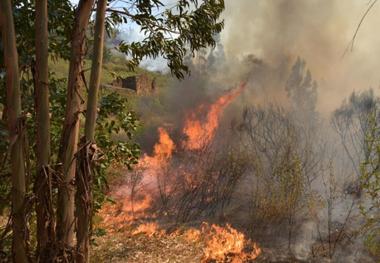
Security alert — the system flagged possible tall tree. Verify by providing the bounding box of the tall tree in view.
[34,0,55,261]
[0,0,28,262]
[332,89,378,178]
[285,57,318,124]
[76,0,107,262]
[56,0,95,252]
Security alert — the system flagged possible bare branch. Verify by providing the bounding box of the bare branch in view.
[343,0,378,57]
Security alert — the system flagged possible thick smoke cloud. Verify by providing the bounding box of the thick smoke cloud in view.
[220,0,380,113]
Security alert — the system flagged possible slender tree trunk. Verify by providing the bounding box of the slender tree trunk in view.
[0,2,7,166]
[34,0,55,261]
[56,0,94,254]
[76,0,107,261]
[0,1,28,262]
[84,0,106,142]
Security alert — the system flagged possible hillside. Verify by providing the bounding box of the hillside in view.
[49,55,169,92]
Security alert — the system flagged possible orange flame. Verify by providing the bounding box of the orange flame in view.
[100,195,153,231]
[99,83,260,257]
[183,228,202,242]
[139,127,175,169]
[99,128,176,230]
[136,127,175,189]
[104,220,261,260]
[182,83,246,150]
[120,195,152,217]
[152,127,175,161]
[201,223,261,262]
[132,222,161,237]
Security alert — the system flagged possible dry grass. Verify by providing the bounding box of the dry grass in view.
[91,226,203,263]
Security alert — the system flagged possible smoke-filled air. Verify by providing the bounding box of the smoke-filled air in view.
[1,0,380,262]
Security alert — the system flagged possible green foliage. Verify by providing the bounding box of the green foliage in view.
[49,75,70,158]
[360,110,380,257]
[252,153,305,224]
[47,77,140,212]
[114,0,225,78]
[93,90,140,211]
[48,55,169,90]
[364,228,380,258]
[0,72,140,222]
[12,0,74,67]
[240,106,310,227]
[276,155,304,212]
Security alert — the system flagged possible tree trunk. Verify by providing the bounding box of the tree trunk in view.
[34,0,55,261]
[0,1,28,262]
[76,0,107,261]
[56,0,94,254]
[84,0,106,142]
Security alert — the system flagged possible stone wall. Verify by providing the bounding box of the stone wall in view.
[111,74,157,95]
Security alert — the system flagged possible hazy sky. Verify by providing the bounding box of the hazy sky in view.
[70,0,380,112]
[221,0,380,112]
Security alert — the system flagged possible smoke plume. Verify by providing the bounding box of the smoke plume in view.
[220,0,380,113]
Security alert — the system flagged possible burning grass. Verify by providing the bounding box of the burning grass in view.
[201,223,261,263]
[94,83,263,262]
[94,216,261,262]
[132,222,162,237]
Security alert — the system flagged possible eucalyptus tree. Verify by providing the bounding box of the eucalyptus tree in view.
[56,0,95,253]
[0,0,28,261]
[76,0,107,261]
[0,1,74,261]
[0,0,225,262]
[35,0,55,261]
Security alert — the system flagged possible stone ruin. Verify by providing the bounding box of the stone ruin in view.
[111,74,158,95]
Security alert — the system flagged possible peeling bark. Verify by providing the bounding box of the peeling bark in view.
[56,0,95,256]
[0,1,28,262]
[34,0,55,261]
[76,0,107,262]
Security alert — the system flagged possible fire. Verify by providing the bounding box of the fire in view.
[201,223,261,263]
[129,222,261,262]
[151,127,175,161]
[136,127,175,191]
[99,195,153,231]
[139,127,175,169]
[97,83,262,261]
[100,128,175,230]
[182,83,246,150]
[132,222,161,237]
[183,228,201,242]
[120,194,152,221]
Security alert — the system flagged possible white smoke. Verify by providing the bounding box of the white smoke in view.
[220,0,380,113]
